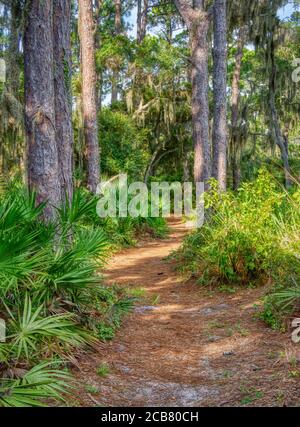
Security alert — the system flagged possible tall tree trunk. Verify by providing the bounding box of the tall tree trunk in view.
[269,36,292,189]
[24,0,61,221]
[212,0,227,191]
[114,0,122,32]
[174,0,211,187]
[191,18,211,186]
[111,0,122,103]
[95,0,103,110]
[230,25,246,190]
[137,0,142,43]
[53,0,74,203]
[78,0,100,193]
[137,0,148,43]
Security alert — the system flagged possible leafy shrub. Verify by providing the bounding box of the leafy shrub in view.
[97,323,115,341]
[99,108,149,180]
[97,294,136,340]
[178,171,282,285]
[258,294,287,331]
[177,170,300,327]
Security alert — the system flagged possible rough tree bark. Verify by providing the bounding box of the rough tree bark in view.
[137,0,148,43]
[230,25,247,190]
[212,0,227,191]
[114,0,122,34]
[173,0,212,187]
[111,0,122,103]
[191,19,211,186]
[78,0,100,193]
[137,0,142,42]
[94,0,103,110]
[53,0,74,203]
[24,0,61,221]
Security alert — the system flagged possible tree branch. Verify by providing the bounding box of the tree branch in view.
[173,0,195,27]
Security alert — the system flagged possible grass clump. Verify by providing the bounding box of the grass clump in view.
[96,363,110,377]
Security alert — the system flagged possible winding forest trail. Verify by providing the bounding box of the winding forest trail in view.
[74,218,300,407]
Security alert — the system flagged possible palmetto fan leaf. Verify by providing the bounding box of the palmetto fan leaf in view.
[272,283,300,311]
[57,189,97,228]
[72,228,108,264]
[35,228,108,300]
[0,362,73,407]
[0,189,45,230]
[0,231,47,278]
[7,295,96,359]
[0,189,52,290]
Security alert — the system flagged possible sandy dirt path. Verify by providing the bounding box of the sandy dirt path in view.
[74,218,300,407]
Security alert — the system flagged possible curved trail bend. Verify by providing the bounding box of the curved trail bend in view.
[74,218,299,407]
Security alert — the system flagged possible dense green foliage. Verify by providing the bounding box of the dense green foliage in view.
[99,108,149,180]
[0,183,167,406]
[175,170,300,328]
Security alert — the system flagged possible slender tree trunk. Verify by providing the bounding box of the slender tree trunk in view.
[137,0,147,43]
[53,0,74,203]
[144,145,161,184]
[4,1,23,179]
[6,0,21,96]
[78,0,100,193]
[141,0,148,42]
[230,26,246,190]
[111,72,118,103]
[191,18,211,186]
[24,0,61,221]
[111,0,122,103]
[183,149,190,182]
[269,37,292,189]
[114,0,122,32]
[95,0,103,111]
[212,0,227,191]
[269,92,292,188]
[137,0,142,43]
